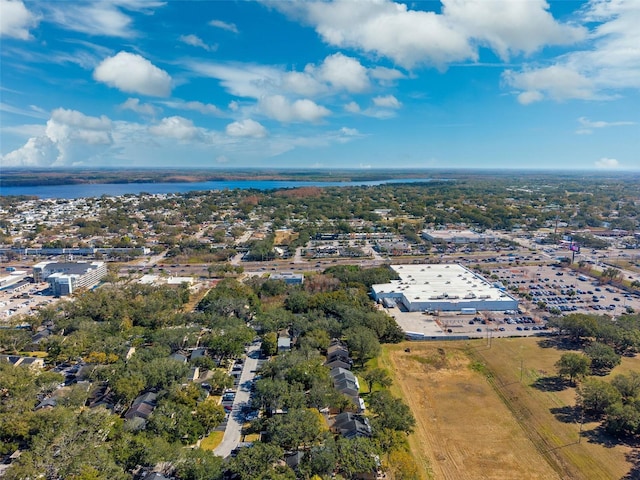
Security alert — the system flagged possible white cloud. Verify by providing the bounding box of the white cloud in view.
[43,0,165,38]
[94,51,172,97]
[503,0,640,103]
[282,71,326,97]
[148,116,201,141]
[0,0,38,40]
[187,61,280,98]
[595,157,620,169]
[2,136,57,167]
[275,0,584,69]
[277,0,474,68]
[339,127,359,136]
[179,34,217,52]
[209,19,238,33]
[370,66,405,84]
[578,116,635,129]
[259,95,330,123]
[344,101,361,113]
[119,98,160,117]
[162,100,223,116]
[0,102,49,119]
[517,91,544,105]
[225,119,267,138]
[441,0,585,60]
[373,95,401,109]
[316,53,370,92]
[2,108,113,167]
[503,65,596,104]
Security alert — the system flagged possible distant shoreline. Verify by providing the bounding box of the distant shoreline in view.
[1,168,635,188]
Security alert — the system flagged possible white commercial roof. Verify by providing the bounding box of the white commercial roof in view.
[373,264,511,303]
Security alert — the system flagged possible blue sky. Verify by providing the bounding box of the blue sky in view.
[1,0,638,171]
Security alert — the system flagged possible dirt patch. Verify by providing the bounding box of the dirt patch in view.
[382,338,640,480]
[385,342,560,480]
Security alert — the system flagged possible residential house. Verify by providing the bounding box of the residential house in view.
[331,412,372,439]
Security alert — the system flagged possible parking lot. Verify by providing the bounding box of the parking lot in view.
[387,263,640,340]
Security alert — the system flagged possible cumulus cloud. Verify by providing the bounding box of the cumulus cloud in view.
[370,66,405,84]
[225,119,267,138]
[503,0,640,103]
[2,136,57,167]
[2,108,113,167]
[441,0,585,60]
[0,0,38,40]
[344,101,361,113]
[373,95,401,109]
[162,100,223,116]
[148,116,201,141]
[282,71,326,97]
[595,157,620,169]
[503,65,595,104]
[275,0,582,68]
[119,98,160,117]
[179,34,217,52]
[94,51,172,97]
[259,95,330,123]
[516,90,544,105]
[209,19,238,33]
[340,127,359,136]
[316,53,370,92]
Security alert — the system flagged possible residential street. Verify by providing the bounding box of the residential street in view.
[213,342,261,458]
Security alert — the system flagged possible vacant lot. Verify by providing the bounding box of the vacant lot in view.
[381,338,640,480]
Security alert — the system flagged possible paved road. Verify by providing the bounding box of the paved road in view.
[214,343,261,458]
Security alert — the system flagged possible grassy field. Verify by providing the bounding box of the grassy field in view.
[380,337,640,480]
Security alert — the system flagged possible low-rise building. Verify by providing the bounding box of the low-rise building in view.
[33,261,107,296]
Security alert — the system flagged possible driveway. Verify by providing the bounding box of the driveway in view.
[214,342,261,458]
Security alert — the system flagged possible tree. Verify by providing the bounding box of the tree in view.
[335,437,380,479]
[578,378,622,417]
[601,267,621,284]
[555,353,591,385]
[584,342,621,373]
[604,403,640,437]
[227,443,284,480]
[206,369,234,394]
[264,408,323,450]
[345,326,381,367]
[262,332,278,356]
[611,372,640,402]
[195,398,226,432]
[112,373,146,404]
[174,448,223,480]
[368,390,415,434]
[363,368,392,393]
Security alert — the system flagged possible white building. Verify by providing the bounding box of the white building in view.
[421,229,496,244]
[371,264,517,312]
[33,261,107,296]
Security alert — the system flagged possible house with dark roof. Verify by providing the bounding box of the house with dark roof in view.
[0,354,44,369]
[124,391,158,425]
[331,412,372,439]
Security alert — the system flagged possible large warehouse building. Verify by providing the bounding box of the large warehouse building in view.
[33,261,107,296]
[421,229,497,244]
[372,264,518,312]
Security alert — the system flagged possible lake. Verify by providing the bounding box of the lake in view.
[0,178,436,199]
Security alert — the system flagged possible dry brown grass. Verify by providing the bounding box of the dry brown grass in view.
[381,338,640,480]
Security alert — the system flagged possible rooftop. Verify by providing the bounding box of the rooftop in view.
[372,264,513,304]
